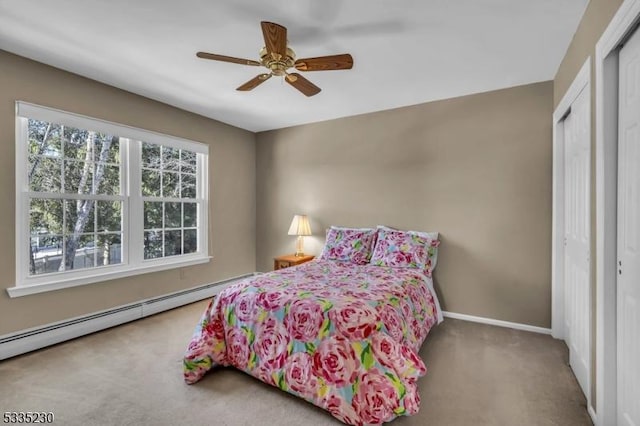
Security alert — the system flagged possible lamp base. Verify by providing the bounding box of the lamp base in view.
[294,236,305,257]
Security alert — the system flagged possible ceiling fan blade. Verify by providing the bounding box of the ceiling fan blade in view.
[196,52,260,66]
[294,54,353,71]
[236,73,272,91]
[285,73,321,97]
[261,21,287,58]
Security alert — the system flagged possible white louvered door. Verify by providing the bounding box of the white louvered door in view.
[617,27,640,426]
[563,84,591,399]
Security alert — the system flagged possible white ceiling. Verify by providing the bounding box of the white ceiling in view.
[0,0,588,132]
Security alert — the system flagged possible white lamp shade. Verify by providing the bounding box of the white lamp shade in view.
[288,215,312,236]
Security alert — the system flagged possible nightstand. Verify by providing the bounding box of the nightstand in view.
[274,254,315,270]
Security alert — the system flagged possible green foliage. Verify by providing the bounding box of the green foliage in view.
[141,142,199,259]
[27,119,199,275]
[28,119,122,274]
[140,142,196,199]
[144,230,163,259]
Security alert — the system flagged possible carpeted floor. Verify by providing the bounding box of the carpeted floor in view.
[0,300,592,426]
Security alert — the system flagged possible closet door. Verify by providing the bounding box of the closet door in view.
[617,26,640,426]
[563,84,591,398]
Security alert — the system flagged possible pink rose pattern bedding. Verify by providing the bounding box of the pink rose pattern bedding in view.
[370,229,430,270]
[183,260,439,425]
[371,229,441,278]
[319,228,378,265]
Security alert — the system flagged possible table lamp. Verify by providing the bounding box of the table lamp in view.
[288,214,312,257]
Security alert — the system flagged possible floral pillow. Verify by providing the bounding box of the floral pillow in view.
[424,240,440,276]
[377,225,441,276]
[319,226,377,265]
[370,229,430,269]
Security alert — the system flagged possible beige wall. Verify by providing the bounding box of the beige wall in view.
[0,50,256,335]
[1,0,615,350]
[256,81,553,328]
[553,0,624,410]
[554,0,623,107]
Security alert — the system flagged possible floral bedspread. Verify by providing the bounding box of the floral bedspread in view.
[183,260,439,425]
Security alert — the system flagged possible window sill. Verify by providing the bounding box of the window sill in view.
[6,256,212,298]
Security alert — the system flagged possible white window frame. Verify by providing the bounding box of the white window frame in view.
[8,102,210,298]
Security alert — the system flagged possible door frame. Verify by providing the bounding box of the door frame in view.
[551,57,591,410]
[595,1,640,425]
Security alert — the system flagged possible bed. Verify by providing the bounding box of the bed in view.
[183,226,442,425]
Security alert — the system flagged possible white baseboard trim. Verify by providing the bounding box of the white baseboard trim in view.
[0,273,252,361]
[443,311,552,335]
[588,405,597,426]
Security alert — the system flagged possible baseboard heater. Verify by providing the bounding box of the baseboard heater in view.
[0,273,254,361]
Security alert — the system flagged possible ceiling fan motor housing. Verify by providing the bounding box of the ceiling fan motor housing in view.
[259,46,296,76]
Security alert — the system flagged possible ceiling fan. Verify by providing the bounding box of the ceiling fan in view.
[196,21,354,97]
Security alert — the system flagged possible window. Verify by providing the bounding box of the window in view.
[27,121,123,275]
[141,143,199,259]
[10,102,209,297]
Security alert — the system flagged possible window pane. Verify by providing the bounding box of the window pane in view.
[67,234,96,271]
[144,230,163,259]
[64,128,92,161]
[165,202,181,228]
[162,146,180,171]
[144,202,163,229]
[181,173,196,198]
[97,234,122,266]
[107,137,120,164]
[183,203,197,228]
[94,134,119,164]
[96,164,120,195]
[165,230,182,256]
[184,229,197,254]
[65,160,94,194]
[163,172,179,198]
[65,200,95,234]
[29,156,62,192]
[28,120,62,158]
[30,198,63,235]
[142,143,161,168]
[97,201,122,232]
[142,169,160,196]
[181,150,197,174]
[30,235,63,275]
